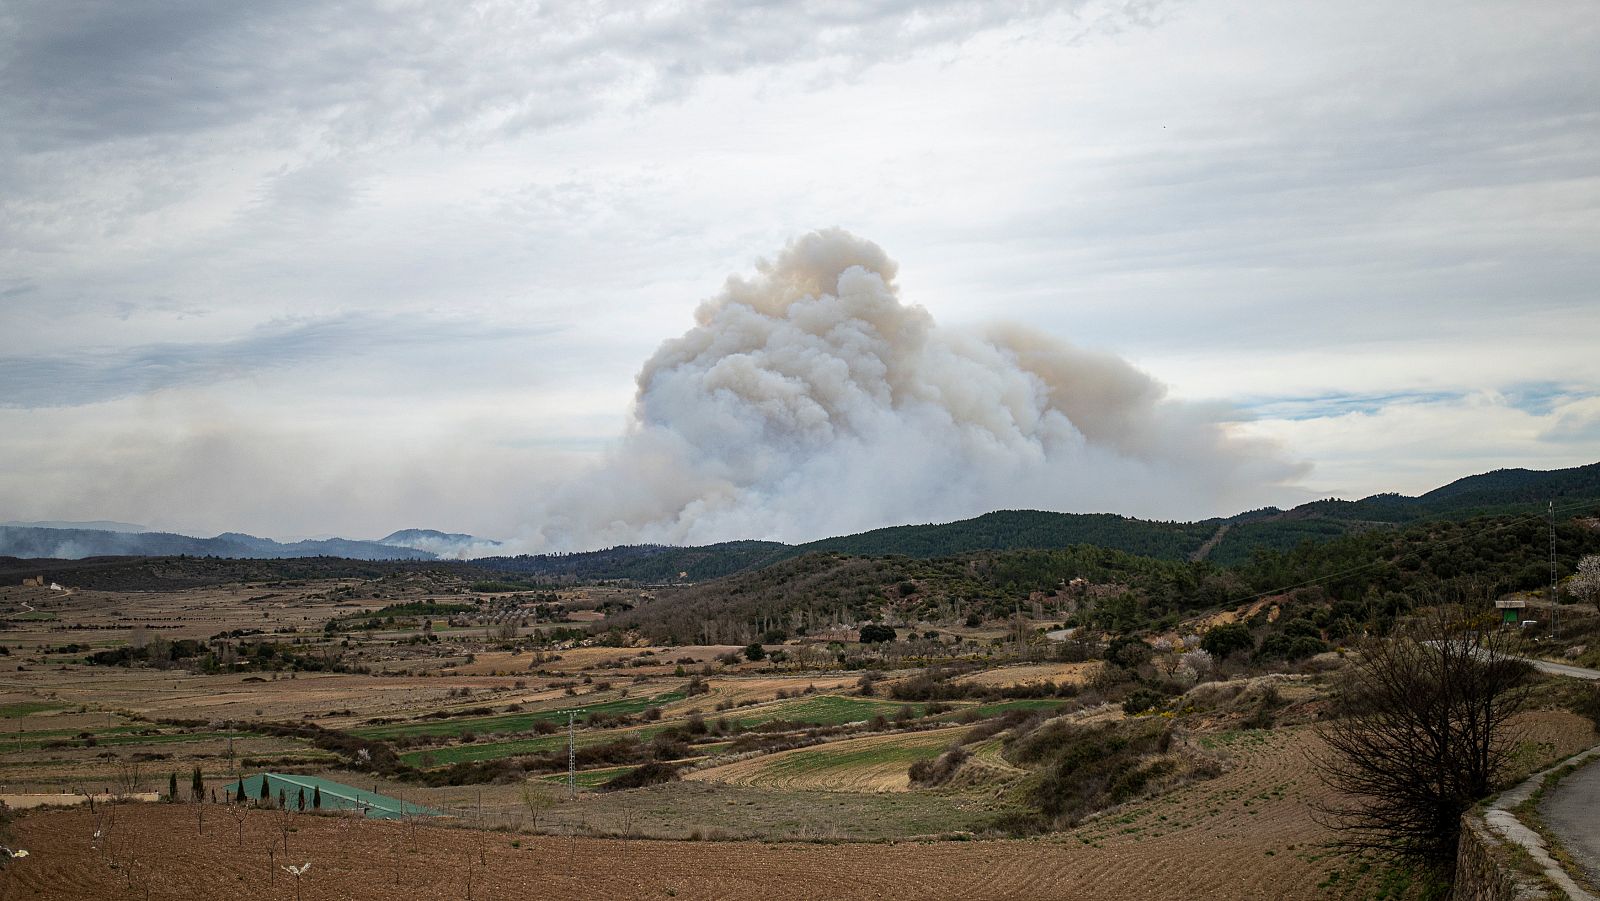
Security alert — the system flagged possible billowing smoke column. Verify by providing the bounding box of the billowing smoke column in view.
[534,229,1302,549]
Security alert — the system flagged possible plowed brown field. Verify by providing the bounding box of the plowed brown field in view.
[2,727,1341,901]
[6,713,1591,900]
[1,800,1331,901]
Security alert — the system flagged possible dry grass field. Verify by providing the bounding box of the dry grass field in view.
[950,661,1099,689]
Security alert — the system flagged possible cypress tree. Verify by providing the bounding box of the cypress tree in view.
[191,765,204,802]
[312,785,322,809]
[297,787,306,811]
[278,787,286,808]
[259,776,270,803]
[168,771,178,802]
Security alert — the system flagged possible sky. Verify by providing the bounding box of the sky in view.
[1,0,1597,548]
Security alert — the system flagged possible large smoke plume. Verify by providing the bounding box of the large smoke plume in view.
[532,229,1303,549]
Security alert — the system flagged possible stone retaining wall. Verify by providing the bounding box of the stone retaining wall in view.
[1453,814,1550,901]
[1451,743,1600,901]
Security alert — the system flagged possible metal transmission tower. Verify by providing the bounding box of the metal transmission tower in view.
[1550,501,1559,637]
[565,709,586,798]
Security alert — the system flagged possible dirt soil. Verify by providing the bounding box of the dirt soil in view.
[5,797,1324,901]
[0,726,1339,900]
[9,716,1593,900]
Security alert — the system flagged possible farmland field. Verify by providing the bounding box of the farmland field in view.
[686,725,966,791]
[0,725,1466,901]
[2,559,1597,900]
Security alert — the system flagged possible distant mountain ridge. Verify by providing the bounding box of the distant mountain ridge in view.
[6,461,1596,569]
[379,529,503,558]
[0,526,436,561]
[1,520,150,534]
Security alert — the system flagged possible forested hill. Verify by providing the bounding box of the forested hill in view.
[1206,461,1600,564]
[475,541,790,583]
[603,512,1600,646]
[793,510,1219,560]
[474,461,1600,581]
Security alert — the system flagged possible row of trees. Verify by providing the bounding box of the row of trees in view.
[229,776,324,811]
[171,773,326,812]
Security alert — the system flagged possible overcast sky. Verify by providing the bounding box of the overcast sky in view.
[1,0,1596,545]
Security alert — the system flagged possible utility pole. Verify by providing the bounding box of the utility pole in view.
[1550,501,1559,638]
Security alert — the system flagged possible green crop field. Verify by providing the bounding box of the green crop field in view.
[0,701,67,718]
[726,695,924,728]
[354,690,687,741]
[401,730,616,767]
[929,698,1068,720]
[538,764,638,788]
[758,737,946,778]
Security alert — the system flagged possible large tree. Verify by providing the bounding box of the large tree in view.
[1315,607,1531,873]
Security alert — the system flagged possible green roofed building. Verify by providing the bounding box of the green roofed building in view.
[226,773,441,820]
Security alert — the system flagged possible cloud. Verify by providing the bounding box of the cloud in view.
[1239,389,1600,498]
[2,1,1097,151]
[523,229,1306,549]
[0,313,557,408]
[1238,391,1468,422]
[1543,397,1600,444]
[0,391,579,540]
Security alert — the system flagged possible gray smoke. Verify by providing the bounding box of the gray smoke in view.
[529,229,1304,549]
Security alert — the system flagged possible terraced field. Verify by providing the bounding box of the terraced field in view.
[686,726,966,791]
[951,661,1099,688]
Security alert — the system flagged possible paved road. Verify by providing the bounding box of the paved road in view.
[1526,652,1600,897]
[1541,754,1600,892]
[1523,657,1600,681]
[1435,641,1600,681]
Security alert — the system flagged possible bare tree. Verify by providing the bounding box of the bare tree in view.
[277,806,295,854]
[112,760,145,801]
[520,782,555,832]
[1314,606,1532,873]
[402,808,424,851]
[226,803,249,847]
[91,806,113,861]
